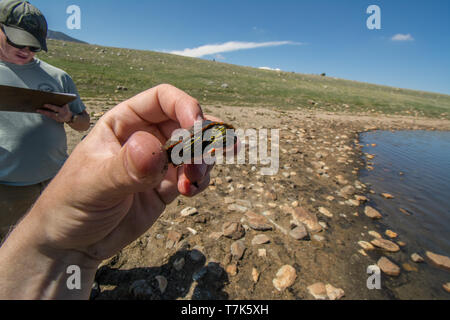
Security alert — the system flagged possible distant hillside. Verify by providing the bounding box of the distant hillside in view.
[37,39,450,119]
[47,30,87,44]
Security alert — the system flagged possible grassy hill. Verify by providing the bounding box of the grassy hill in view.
[38,40,450,119]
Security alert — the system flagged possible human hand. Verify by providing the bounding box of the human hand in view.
[37,104,73,123]
[29,84,215,263]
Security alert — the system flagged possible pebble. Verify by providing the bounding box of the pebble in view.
[231,240,246,260]
[371,238,400,252]
[313,235,325,242]
[258,248,267,258]
[364,206,382,219]
[381,193,394,199]
[252,268,260,283]
[307,282,328,300]
[187,227,198,235]
[411,253,424,263]
[222,222,246,240]
[425,251,450,271]
[325,284,345,300]
[245,211,273,231]
[252,234,271,245]
[385,230,398,238]
[181,207,198,217]
[291,207,322,233]
[273,265,297,291]
[228,204,248,213]
[339,185,356,199]
[289,224,309,240]
[377,256,401,276]
[443,283,450,293]
[368,230,382,238]
[402,263,418,272]
[155,275,168,294]
[358,241,375,251]
[318,207,333,218]
[226,264,237,276]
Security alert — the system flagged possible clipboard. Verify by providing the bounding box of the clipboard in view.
[0,84,77,113]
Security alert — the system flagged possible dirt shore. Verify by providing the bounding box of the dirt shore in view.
[66,99,450,300]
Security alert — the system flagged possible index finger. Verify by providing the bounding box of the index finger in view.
[106,84,204,142]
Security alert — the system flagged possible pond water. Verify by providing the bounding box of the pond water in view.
[359,130,450,257]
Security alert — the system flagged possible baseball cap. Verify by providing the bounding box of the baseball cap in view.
[0,0,48,52]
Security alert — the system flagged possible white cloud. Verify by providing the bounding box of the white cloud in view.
[170,41,300,58]
[259,67,281,72]
[391,34,414,41]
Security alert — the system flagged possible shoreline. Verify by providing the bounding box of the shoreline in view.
[66,102,450,300]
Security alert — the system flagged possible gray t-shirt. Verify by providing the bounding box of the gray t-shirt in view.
[0,58,86,186]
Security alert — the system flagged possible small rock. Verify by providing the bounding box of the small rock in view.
[358,241,375,251]
[252,234,271,245]
[402,263,418,272]
[313,234,325,242]
[364,206,382,219]
[340,185,356,199]
[181,207,198,217]
[226,264,237,276]
[307,282,328,300]
[371,238,400,252]
[231,240,246,260]
[245,211,273,231]
[425,251,450,271]
[385,230,398,238]
[258,248,267,258]
[318,207,333,218]
[377,256,401,276]
[228,203,248,213]
[166,230,182,249]
[273,265,297,291]
[369,230,382,238]
[252,268,260,283]
[381,193,394,199]
[187,227,198,235]
[443,283,450,293]
[291,207,322,233]
[155,275,168,294]
[325,284,345,300]
[222,222,245,240]
[411,253,424,263]
[289,224,308,240]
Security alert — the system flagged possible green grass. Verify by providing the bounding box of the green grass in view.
[37,40,450,119]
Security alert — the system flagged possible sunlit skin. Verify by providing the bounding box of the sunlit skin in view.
[0,28,36,65]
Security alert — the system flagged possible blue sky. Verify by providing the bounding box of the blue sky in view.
[30,0,450,95]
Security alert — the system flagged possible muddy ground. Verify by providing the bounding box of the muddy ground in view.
[66,98,450,300]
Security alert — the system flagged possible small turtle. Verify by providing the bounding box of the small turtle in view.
[164,120,236,166]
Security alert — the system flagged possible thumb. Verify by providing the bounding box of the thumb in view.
[106,131,168,197]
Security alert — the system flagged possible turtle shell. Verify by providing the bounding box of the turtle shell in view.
[164,120,236,165]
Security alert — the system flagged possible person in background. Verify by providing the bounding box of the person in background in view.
[0,0,90,238]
